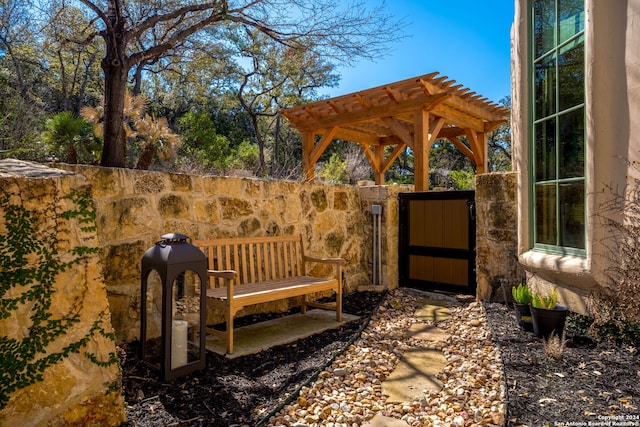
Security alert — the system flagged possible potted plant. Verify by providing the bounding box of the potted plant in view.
[530,287,569,338]
[512,283,533,332]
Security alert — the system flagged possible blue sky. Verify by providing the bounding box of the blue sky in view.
[322,0,514,105]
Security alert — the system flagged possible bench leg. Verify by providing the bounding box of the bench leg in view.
[336,290,342,322]
[300,295,307,314]
[226,310,234,354]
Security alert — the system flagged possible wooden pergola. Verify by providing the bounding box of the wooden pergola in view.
[282,72,509,191]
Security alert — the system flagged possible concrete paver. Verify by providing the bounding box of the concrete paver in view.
[381,299,451,403]
[406,323,449,342]
[205,309,359,359]
[362,415,411,427]
[381,345,447,402]
[414,298,452,322]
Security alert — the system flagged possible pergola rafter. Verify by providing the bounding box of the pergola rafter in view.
[282,72,509,191]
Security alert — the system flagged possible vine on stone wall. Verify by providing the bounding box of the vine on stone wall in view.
[0,190,118,409]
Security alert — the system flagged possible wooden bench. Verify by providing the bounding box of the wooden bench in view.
[193,235,345,354]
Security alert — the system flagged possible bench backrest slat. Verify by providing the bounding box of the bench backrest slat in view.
[275,242,285,277]
[269,241,275,279]
[194,235,306,287]
[248,243,256,283]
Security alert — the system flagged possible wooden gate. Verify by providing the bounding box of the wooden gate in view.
[399,191,476,294]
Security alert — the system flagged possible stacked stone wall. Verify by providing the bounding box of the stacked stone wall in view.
[475,172,521,301]
[0,159,125,427]
[58,164,399,342]
[358,184,410,291]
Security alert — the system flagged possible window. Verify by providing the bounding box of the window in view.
[531,0,585,253]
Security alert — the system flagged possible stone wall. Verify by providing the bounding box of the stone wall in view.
[475,172,521,301]
[0,160,125,427]
[57,164,401,343]
[358,184,410,291]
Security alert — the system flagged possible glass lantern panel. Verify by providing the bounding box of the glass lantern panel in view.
[171,270,202,369]
[144,269,163,368]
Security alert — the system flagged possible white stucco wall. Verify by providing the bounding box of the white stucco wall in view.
[512,0,640,313]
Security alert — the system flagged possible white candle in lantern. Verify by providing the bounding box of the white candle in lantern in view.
[171,320,188,369]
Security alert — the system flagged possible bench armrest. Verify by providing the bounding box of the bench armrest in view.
[303,255,346,266]
[207,269,237,280]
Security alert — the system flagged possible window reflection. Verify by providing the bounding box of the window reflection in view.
[559,108,584,179]
[558,35,584,111]
[536,183,557,245]
[531,0,585,253]
[535,119,556,182]
[534,0,556,58]
[559,0,585,44]
[535,54,557,119]
[559,182,585,249]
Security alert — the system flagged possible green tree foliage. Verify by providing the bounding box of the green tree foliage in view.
[319,152,349,184]
[1,1,403,173]
[177,111,231,171]
[68,0,403,167]
[449,170,476,190]
[488,96,512,172]
[225,28,340,174]
[41,112,100,164]
[227,139,260,172]
[315,140,372,184]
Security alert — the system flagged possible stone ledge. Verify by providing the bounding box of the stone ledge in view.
[0,159,74,178]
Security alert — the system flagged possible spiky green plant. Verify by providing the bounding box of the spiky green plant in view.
[512,283,533,304]
[532,288,558,310]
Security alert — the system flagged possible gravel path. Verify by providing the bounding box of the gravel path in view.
[267,289,506,426]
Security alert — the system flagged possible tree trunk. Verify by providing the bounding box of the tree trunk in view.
[272,114,281,175]
[99,2,129,168]
[66,146,78,164]
[131,61,146,96]
[249,113,266,174]
[100,60,128,167]
[135,143,155,170]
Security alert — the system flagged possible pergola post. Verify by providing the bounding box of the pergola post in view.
[477,131,488,174]
[374,145,385,185]
[302,131,314,181]
[414,109,430,191]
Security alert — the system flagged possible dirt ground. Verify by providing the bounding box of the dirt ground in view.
[120,291,640,426]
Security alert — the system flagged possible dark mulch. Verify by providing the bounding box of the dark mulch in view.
[120,291,386,427]
[484,302,640,427]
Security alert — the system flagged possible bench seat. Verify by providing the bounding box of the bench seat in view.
[194,235,345,354]
[206,276,337,303]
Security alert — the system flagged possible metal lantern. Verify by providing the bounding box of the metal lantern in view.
[140,233,207,380]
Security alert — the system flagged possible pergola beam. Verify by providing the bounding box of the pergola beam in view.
[358,143,381,175]
[302,131,315,181]
[448,137,475,162]
[381,117,415,150]
[290,93,452,133]
[309,127,337,165]
[284,72,510,188]
[382,143,407,175]
[465,129,488,174]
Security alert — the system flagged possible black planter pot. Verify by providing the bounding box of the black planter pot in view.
[531,305,569,338]
[513,302,533,332]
